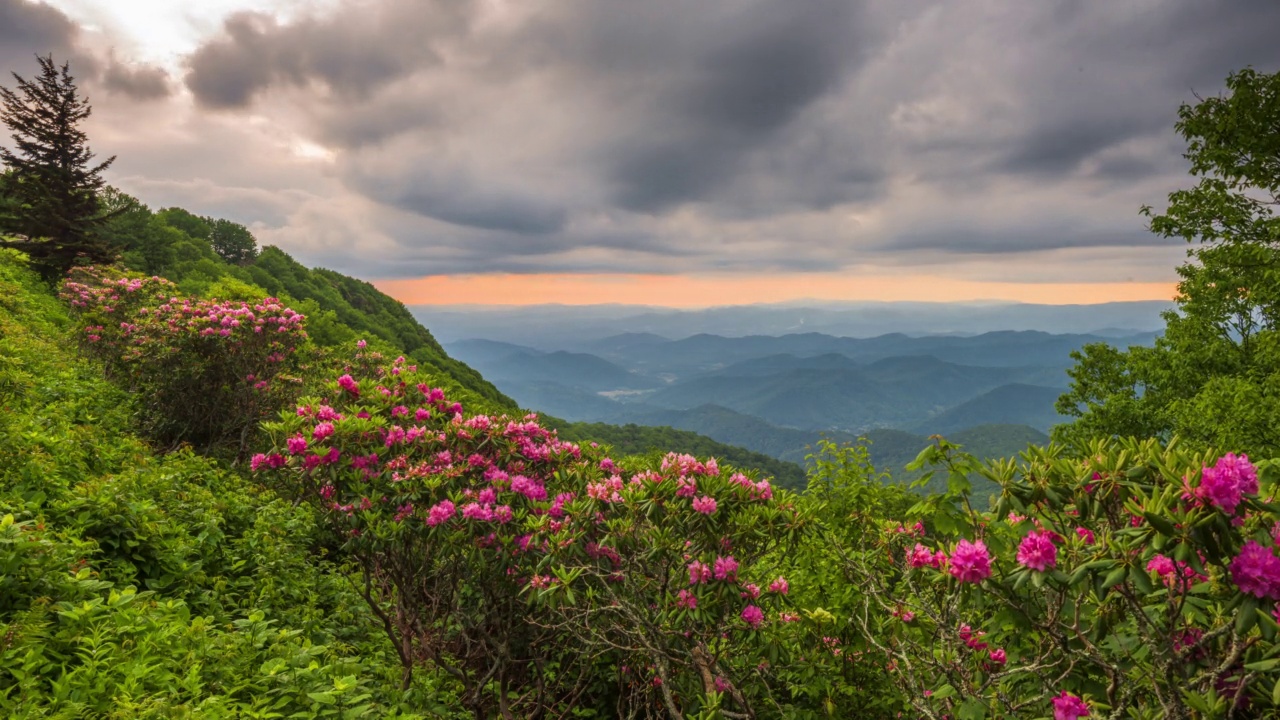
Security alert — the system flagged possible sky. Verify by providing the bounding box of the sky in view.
[5,0,1279,307]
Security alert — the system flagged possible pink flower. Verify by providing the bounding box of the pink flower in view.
[989,648,1006,665]
[692,495,718,515]
[356,339,367,348]
[676,589,698,609]
[1051,691,1090,720]
[312,422,335,440]
[461,502,495,522]
[1229,540,1280,599]
[907,543,936,569]
[249,453,269,471]
[493,505,513,524]
[714,676,730,693]
[426,500,456,527]
[1017,530,1058,572]
[740,605,764,629]
[511,475,548,502]
[688,561,712,585]
[740,583,761,599]
[949,539,992,583]
[713,556,739,582]
[1075,527,1095,545]
[768,576,789,594]
[337,374,359,395]
[1196,453,1259,515]
[286,435,308,455]
[1148,554,1208,589]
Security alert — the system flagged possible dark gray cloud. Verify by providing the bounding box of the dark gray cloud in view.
[101,55,171,101]
[19,0,1280,281]
[0,0,96,82]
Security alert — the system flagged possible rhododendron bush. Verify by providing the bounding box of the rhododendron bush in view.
[252,348,813,719]
[839,437,1280,719]
[59,265,306,453]
[535,452,809,718]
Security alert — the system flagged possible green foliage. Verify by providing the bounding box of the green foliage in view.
[0,250,444,718]
[1057,68,1280,457]
[843,437,1280,718]
[0,56,117,282]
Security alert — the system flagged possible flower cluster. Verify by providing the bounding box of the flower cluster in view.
[1016,530,1058,572]
[948,539,992,583]
[1193,453,1259,515]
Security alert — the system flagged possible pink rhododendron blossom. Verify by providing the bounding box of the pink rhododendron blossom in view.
[1017,530,1058,571]
[426,500,456,527]
[286,435,308,455]
[713,555,739,581]
[312,422,335,440]
[907,543,937,569]
[779,612,800,623]
[740,605,764,629]
[461,502,495,522]
[768,576,789,594]
[1229,540,1280,599]
[949,539,992,583]
[337,374,359,395]
[1195,453,1259,515]
[356,339,366,348]
[675,476,698,497]
[692,495,718,515]
[714,676,730,692]
[688,561,712,585]
[740,583,761,599]
[989,648,1006,665]
[1051,691,1090,720]
[493,505,513,523]
[675,589,698,609]
[1075,527,1095,545]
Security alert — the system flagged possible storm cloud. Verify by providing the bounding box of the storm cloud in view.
[6,0,1280,282]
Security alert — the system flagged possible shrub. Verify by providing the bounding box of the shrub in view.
[843,437,1280,719]
[59,265,308,455]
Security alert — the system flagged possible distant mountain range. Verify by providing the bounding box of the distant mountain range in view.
[414,300,1171,347]
[444,328,1155,473]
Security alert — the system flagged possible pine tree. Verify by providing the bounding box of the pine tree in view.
[0,55,118,282]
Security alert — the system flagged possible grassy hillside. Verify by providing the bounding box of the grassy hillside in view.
[0,249,436,716]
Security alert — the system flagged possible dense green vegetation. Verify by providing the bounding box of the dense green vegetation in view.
[5,58,1280,719]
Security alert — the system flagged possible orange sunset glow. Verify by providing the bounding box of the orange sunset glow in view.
[374,273,1179,307]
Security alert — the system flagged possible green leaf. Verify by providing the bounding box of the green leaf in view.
[1237,597,1260,636]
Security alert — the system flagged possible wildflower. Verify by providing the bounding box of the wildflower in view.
[1051,691,1089,720]
[1229,540,1280,599]
[692,495,718,515]
[426,500,456,527]
[676,589,698,609]
[688,560,712,585]
[907,543,936,569]
[1017,530,1057,572]
[713,555,739,582]
[768,576,789,594]
[337,374,359,395]
[741,605,764,629]
[1196,453,1259,515]
[461,502,495,522]
[949,539,992,583]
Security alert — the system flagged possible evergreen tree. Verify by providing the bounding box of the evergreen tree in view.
[0,55,117,282]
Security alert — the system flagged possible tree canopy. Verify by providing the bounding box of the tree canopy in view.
[1056,68,1280,457]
